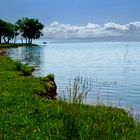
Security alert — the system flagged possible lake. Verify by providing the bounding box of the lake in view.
[6,41,140,115]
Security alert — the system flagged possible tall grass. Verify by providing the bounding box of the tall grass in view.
[65,77,91,104]
[60,77,91,140]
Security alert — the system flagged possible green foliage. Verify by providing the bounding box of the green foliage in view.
[15,60,22,71]
[0,56,140,139]
[15,60,34,76]
[21,65,34,76]
[0,19,6,43]
[2,22,15,43]
[0,17,44,44]
[16,17,44,43]
[0,19,15,44]
[39,73,55,82]
[46,73,55,81]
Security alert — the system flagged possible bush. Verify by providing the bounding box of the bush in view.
[21,65,34,76]
[46,73,55,81]
[15,60,34,76]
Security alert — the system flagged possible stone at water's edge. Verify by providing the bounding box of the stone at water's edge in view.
[47,80,57,99]
[34,78,57,100]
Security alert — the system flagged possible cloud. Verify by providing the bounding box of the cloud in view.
[104,22,127,32]
[43,21,140,41]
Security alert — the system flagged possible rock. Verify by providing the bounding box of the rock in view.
[34,76,57,99]
[46,80,57,99]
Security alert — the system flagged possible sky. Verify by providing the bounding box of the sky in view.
[1,0,140,41]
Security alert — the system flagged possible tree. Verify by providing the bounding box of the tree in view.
[16,18,44,44]
[0,19,6,43]
[0,19,15,44]
[15,18,25,43]
[3,22,14,43]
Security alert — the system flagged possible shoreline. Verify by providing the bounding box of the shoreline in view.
[0,43,38,48]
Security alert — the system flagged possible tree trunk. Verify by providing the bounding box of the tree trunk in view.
[14,36,16,43]
[30,38,32,44]
[28,38,30,44]
[7,37,10,44]
[3,37,6,43]
[21,36,23,44]
[28,38,32,44]
[26,38,27,43]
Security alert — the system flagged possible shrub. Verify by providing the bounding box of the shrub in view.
[15,60,34,76]
[46,73,55,81]
[21,65,34,76]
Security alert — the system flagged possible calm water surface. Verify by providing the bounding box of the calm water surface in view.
[6,42,140,114]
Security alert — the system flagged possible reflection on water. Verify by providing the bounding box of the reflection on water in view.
[6,46,42,66]
[6,42,140,115]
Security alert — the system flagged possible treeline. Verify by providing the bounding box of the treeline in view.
[0,18,44,44]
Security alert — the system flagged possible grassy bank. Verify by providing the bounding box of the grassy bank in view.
[0,43,38,48]
[0,56,140,139]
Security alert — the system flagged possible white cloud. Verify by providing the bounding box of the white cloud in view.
[43,21,140,41]
[104,22,127,32]
[126,22,140,33]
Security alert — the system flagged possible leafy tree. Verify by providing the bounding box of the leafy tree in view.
[0,19,15,44]
[0,19,6,43]
[3,22,15,43]
[16,18,44,44]
[15,18,25,43]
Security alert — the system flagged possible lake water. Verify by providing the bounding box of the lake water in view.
[6,42,140,115]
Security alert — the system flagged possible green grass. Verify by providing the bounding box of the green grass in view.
[0,56,140,139]
[0,43,38,48]
[15,60,34,76]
